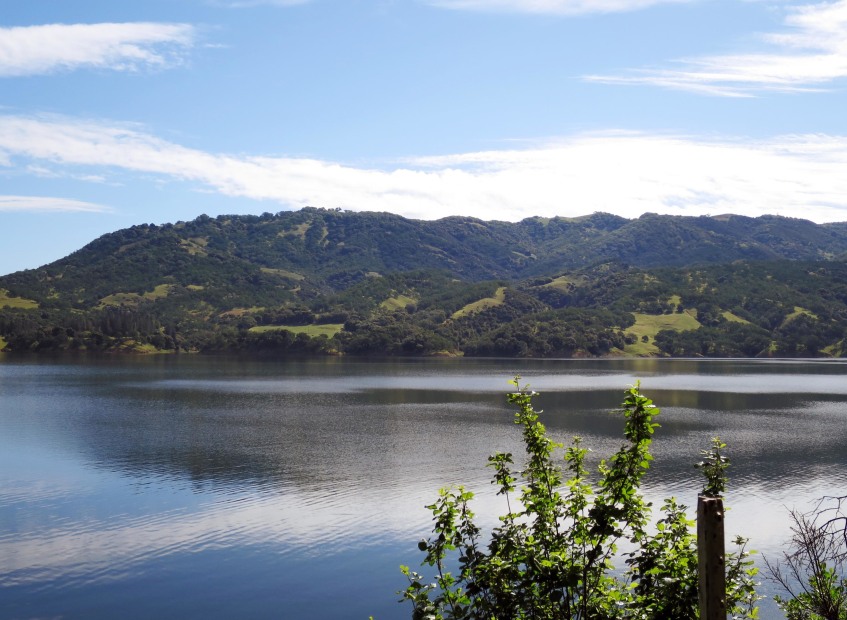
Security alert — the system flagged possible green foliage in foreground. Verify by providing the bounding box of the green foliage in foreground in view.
[400,381,761,619]
[767,498,847,620]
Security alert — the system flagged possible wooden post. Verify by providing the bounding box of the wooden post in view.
[698,495,726,620]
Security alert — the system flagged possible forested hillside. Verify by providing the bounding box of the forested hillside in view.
[2,208,846,357]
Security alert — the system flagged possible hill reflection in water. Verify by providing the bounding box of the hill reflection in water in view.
[1,356,846,619]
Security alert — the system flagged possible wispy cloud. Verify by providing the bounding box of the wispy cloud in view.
[0,195,111,213]
[219,0,313,6]
[425,0,689,14]
[218,0,673,11]
[0,23,196,77]
[586,0,847,96]
[2,114,847,222]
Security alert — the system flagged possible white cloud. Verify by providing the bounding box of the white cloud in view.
[0,195,111,213]
[2,115,847,222]
[425,0,689,14]
[25,164,108,183]
[0,23,196,77]
[586,0,847,95]
[426,0,691,15]
[221,0,313,6]
[0,477,461,587]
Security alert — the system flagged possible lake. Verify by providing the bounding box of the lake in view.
[1,355,846,619]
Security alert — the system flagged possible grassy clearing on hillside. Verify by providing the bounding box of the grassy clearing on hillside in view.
[99,292,143,306]
[785,306,818,323]
[99,284,174,308]
[278,221,327,242]
[180,237,209,256]
[0,289,38,310]
[147,284,171,299]
[281,222,310,239]
[722,311,750,324]
[248,324,343,337]
[260,267,305,280]
[0,335,7,350]
[380,294,416,311]
[544,276,575,292]
[452,287,506,319]
[623,311,701,355]
[220,307,265,317]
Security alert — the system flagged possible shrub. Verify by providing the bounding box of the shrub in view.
[767,498,847,620]
[400,379,760,619]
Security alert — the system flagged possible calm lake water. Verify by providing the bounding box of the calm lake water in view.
[1,355,846,619]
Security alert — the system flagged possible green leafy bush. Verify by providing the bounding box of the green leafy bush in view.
[768,499,847,620]
[400,380,760,619]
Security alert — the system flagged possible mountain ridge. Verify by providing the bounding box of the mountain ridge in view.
[5,208,847,288]
[2,208,847,358]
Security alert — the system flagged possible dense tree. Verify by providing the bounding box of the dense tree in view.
[3,209,847,357]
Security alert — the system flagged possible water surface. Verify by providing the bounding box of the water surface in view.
[2,355,846,618]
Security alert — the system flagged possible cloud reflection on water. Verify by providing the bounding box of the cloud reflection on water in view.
[1,356,846,619]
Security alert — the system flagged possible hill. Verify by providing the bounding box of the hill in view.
[1,208,846,357]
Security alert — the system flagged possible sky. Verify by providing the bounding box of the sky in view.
[2,0,847,274]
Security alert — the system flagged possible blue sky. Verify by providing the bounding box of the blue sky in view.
[2,0,847,274]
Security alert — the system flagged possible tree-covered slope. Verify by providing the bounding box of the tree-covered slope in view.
[1,208,847,357]
[6,208,847,309]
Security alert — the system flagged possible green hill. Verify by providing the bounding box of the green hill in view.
[1,208,846,357]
